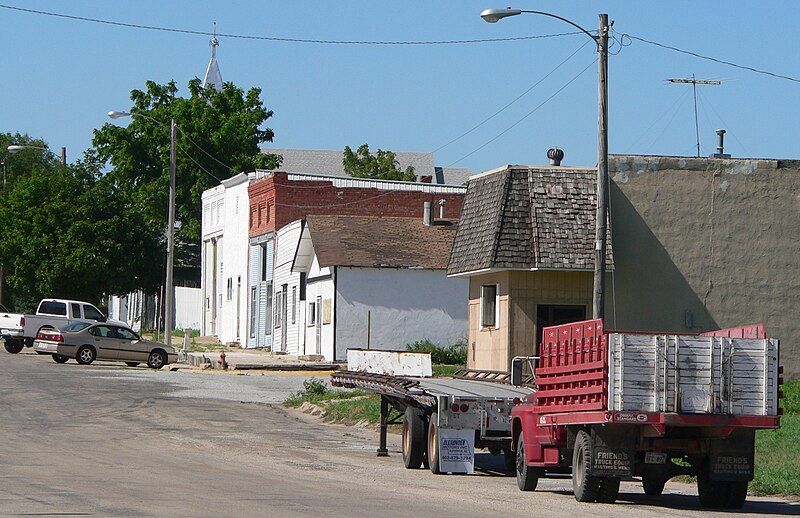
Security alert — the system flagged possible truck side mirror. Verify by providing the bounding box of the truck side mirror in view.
[510,356,538,386]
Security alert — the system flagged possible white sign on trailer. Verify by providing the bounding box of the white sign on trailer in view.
[438,428,475,474]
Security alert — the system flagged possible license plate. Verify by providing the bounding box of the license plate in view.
[645,452,667,464]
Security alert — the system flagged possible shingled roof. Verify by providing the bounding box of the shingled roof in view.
[305,215,457,270]
[447,165,613,275]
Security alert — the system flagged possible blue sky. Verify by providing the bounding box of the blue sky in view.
[3,1,799,173]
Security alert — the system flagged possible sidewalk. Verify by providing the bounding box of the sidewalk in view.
[181,348,340,372]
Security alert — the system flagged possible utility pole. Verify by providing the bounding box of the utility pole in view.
[165,119,177,348]
[667,77,722,157]
[592,13,610,320]
[0,160,5,306]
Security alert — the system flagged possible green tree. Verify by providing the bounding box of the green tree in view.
[343,144,416,181]
[89,79,281,282]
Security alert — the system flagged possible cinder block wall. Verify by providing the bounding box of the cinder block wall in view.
[609,155,800,379]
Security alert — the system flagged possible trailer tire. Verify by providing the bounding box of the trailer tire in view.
[725,481,748,509]
[427,412,441,474]
[697,474,727,508]
[402,406,426,469]
[597,477,620,503]
[642,475,665,497]
[4,339,24,354]
[516,434,540,491]
[572,430,601,502]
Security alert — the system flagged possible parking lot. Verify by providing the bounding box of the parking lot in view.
[1,349,797,517]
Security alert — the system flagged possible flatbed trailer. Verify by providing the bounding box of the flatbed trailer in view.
[331,369,533,474]
[511,319,782,508]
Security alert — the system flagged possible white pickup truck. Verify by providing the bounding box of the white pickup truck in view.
[0,304,25,352]
[3,299,122,354]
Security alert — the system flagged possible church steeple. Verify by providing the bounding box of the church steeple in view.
[202,22,223,91]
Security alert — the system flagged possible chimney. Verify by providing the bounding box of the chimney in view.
[547,147,564,166]
[438,199,446,219]
[711,129,730,158]
[423,201,433,226]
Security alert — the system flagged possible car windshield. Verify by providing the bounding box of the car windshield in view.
[61,322,91,332]
[0,304,8,313]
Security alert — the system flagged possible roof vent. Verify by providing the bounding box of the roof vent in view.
[547,147,564,166]
[711,129,731,158]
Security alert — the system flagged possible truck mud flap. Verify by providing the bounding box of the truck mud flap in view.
[708,429,755,481]
[590,426,637,477]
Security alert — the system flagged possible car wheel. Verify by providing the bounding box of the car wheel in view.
[147,350,167,369]
[125,362,140,367]
[52,354,69,364]
[4,339,24,354]
[76,345,96,365]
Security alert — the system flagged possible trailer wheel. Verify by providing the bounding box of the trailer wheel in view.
[4,339,24,354]
[642,475,665,497]
[516,434,540,491]
[427,412,441,474]
[597,477,620,503]
[402,406,427,469]
[572,430,601,502]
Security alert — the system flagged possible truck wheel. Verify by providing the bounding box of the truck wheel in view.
[597,477,621,503]
[516,434,540,491]
[697,474,727,508]
[402,406,427,469]
[76,345,96,365]
[427,412,441,474]
[52,354,69,364]
[725,481,748,509]
[642,475,665,496]
[572,430,601,502]
[4,339,24,354]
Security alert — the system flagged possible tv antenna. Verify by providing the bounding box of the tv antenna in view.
[666,75,722,156]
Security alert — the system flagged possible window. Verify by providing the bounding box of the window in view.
[226,278,233,301]
[274,290,283,329]
[70,303,82,318]
[0,304,7,313]
[291,287,297,324]
[265,282,273,335]
[61,322,90,332]
[307,302,316,326]
[39,301,66,316]
[249,287,257,338]
[535,305,586,352]
[480,285,498,328]
[116,327,139,340]
[83,305,104,321]
[90,325,113,337]
[261,244,269,282]
[299,272,307,301]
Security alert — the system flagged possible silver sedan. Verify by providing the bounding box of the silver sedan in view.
[34,322,177,368]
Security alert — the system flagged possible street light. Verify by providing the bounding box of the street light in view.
[108,110,178,348]
[481,7,610,320]
[7,144,67,167]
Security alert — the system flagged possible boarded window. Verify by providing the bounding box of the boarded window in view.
[481,285,497,328]
[322,299,332,325]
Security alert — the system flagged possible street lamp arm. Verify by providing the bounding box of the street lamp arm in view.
[7,145,50,153]
[108,110,164,126]
[518,10,599,44]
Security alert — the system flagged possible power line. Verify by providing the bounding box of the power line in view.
[433,39,591,153]
[627,88,690,151]
[618,30,800,84]
[0,4,583,45]
[644,91,690,153]
[445,58,597,167]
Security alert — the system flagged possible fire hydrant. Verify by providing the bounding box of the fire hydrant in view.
[217,350,228,370]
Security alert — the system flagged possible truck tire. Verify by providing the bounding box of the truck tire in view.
[4,339,24,354]
[427,412,441,474]
[597,477,621,503]
[572,430,601,502]
[697,474,727,508]
[642,475,665,496]
[516,434,540,491]
[725,481,748,509]
[402,406,427,469]
[76,345,96,365]
[52,354,69,364]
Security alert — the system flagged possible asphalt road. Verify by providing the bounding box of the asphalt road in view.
[1,349,797,517]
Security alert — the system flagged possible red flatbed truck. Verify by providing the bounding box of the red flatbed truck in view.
[510,319,782,508]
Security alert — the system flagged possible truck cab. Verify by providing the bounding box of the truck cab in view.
[11,299,118,351]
